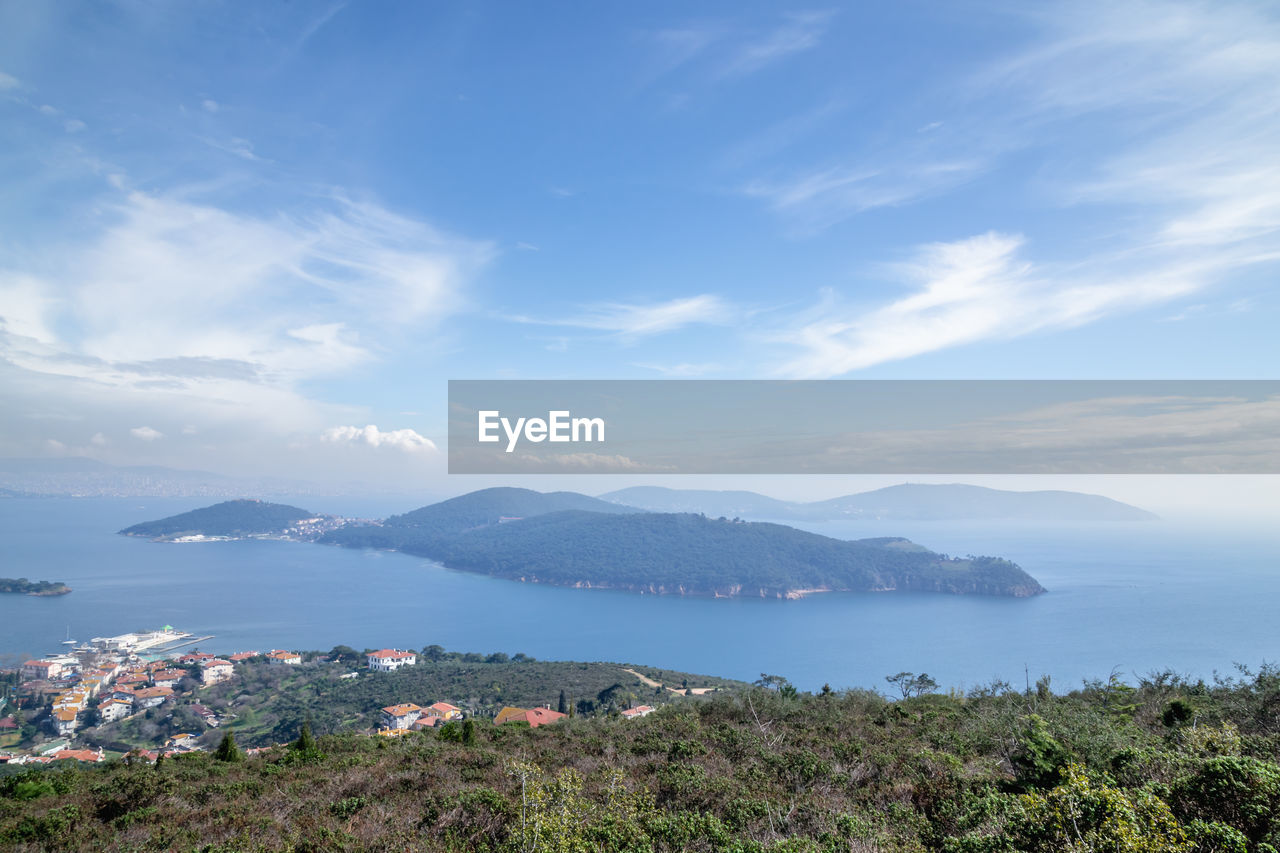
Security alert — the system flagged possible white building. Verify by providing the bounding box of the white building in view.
[201,660,234,685]
[366,649,417,672]
[380,703,423,729]
[97,698,133,723]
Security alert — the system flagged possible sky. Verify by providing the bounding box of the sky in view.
[1,1,1278,502]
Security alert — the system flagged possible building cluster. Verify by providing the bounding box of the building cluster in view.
[1,630,277,765]
[377,701,464,735]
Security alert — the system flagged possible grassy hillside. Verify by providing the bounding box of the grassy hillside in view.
[5,664,1280,851]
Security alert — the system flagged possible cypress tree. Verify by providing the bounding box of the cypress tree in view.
[558,690,568,714]
[214,730,243,762]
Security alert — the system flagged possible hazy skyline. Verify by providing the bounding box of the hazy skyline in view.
[2,2,1279,494]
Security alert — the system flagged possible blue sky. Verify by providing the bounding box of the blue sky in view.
[1,1,1278,490]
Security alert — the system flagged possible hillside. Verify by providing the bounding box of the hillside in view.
[119,499,318,539]
[5,665,1280,852]
[85,654,741,751]
[600,483,1158,521]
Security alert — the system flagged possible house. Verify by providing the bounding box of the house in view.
[51,748,103,763]
[494,706,566,728]
[178,652,215,665]
[151,669,187,688]
[188,704,219,726]
[97,698,133,723]
[427,702,463,721]
[266,650,301,666]
[21,659,64,681]
[52,708,79,736]
[621,705,656,720]
[228,651,259,662]
[380,703,424,730]
[133,685,174,709]
[366,649,416,672]
[201,659,233,685]
[167,733,199,750]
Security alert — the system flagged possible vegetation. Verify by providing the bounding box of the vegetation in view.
[5,663,1280,851]
[119,500,316,539]
[0,577,70,596]
[81,654,741,750]
[329,507,1044,598]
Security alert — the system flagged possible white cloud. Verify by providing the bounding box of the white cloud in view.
[130,426,164,441]
[320,424,437,454]
[90,432,108,446]
[63,119,85,133]
[774,231,1201,377]
[718,11,831,78]
[0,71,19,89]
[761,1,1280,371]
[202,99,219,113]
[521,295,730,339]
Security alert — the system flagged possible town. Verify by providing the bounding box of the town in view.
[0,629,670,767]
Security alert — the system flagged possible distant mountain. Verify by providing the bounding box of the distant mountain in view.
[810,484,1158,521]
[600,487,797,519]
[120,499,319,539]
[319,489,1044,598]
[598,483,1156,522]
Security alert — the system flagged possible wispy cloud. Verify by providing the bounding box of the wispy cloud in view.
[130,426,164,441]
[515,294,731,339]
[0,70,18,90]
[0,180,491,458]
[717,11,831,78]
[772,231,1206,377]
[761,1,1280,371]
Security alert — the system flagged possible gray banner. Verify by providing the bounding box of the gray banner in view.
[448,380,1280,474]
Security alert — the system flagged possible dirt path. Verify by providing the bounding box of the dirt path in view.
[623,667,716,695]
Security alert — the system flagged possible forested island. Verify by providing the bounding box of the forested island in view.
[123,488,1045,597]
[0,577,70,596]
[119,499,341,541]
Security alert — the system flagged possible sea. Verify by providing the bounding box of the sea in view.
[1,496,1277,693]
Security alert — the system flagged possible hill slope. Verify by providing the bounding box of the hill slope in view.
[119,499,318,539]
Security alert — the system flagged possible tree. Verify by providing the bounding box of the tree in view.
[557,690,568,715]
[327,645,360,665]
[462,719,477,746]
[214,730,243,762]
[885,671,938,699]
[421,644,447,662]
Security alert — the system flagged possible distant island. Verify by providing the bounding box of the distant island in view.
[0,577,71,596]
[119,499,345,541]
[124,488,1046,598]
[599,483,1158,522]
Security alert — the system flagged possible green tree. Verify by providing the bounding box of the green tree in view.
[213,730,243,762]
[558,690,568,715]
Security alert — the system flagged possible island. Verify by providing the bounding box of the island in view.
[119,499,345,541]
[0,577,71,596]
[123,487,1044,598]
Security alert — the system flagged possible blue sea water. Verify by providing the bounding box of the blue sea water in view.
[1,497,1277,692]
